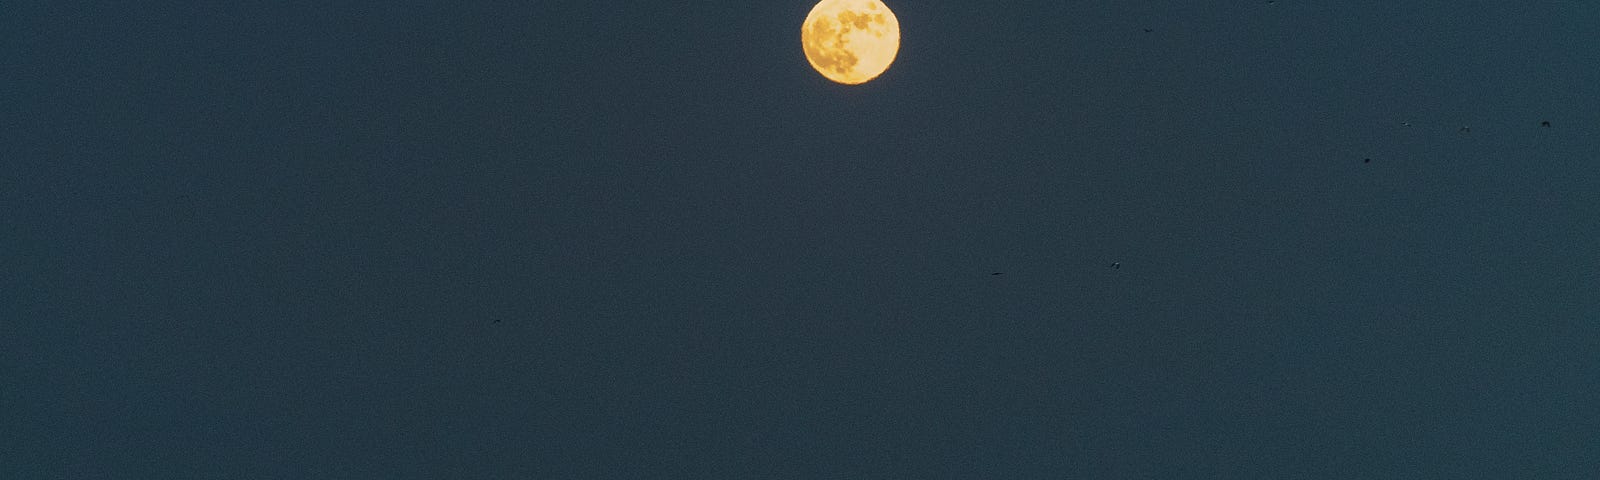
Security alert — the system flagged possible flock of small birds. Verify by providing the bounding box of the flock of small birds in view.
[1018,0,1563,282]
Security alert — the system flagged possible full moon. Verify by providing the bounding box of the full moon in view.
[801,0,900,85]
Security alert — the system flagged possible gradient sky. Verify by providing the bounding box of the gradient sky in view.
[5,1,1599,478]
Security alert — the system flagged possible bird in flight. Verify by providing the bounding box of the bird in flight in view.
[991,272,1004,276]
[1110,262,1121,269]
[1541,120,1551,128]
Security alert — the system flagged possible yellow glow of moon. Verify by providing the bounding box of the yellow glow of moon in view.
[801,0,900,85]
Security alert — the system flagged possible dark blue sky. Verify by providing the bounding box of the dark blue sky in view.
[5,1,1599,477]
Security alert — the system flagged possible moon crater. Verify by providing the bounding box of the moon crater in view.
[801,0,900,85]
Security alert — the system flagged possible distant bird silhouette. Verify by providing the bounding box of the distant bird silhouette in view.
[1143,28,1153,33]
[1541,120,1551,128]
[1459,126,1471,134]
[1401,121,1412,127]
[991,272,1004,276]
[1110,262,1121,269]
[1364,158,1372,163]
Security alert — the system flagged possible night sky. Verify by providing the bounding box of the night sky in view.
[6,1,1600,477]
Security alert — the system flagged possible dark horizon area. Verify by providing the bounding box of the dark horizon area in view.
[5,1,1598,477]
